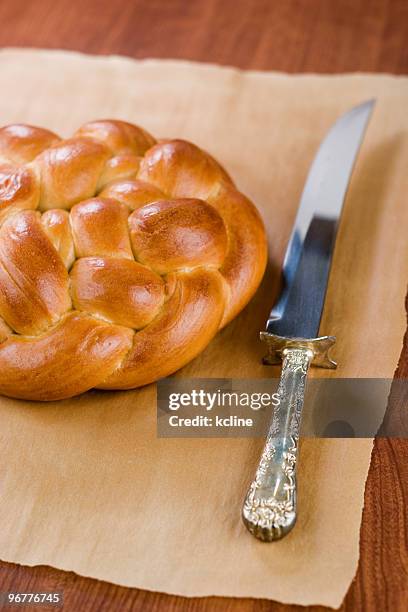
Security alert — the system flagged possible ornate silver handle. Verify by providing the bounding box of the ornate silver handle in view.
[242,347,313,542]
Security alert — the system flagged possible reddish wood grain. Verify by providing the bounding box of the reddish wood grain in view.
[0,1,407,610]
[0,0,407,74]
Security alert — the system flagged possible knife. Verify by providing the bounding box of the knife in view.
[242,100,375,542]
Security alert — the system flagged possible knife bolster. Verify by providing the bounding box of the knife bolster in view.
[260,332,337,369]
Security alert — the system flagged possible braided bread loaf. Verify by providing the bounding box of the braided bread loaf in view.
[0,120,267,400]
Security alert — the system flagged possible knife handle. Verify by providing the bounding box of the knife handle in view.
[242,347,313,542]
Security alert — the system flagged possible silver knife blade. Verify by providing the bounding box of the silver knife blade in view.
[266,100,375,339]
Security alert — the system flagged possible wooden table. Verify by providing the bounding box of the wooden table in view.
[0,1,407,610]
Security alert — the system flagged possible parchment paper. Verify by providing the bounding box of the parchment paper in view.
[0,49,407,608]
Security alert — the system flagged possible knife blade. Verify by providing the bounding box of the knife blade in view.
[242,100,375,542]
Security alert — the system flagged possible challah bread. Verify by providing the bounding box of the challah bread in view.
[0,120,267,400]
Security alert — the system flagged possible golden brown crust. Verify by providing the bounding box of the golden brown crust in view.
[0,119,267,400]
[128,199,228,274]
[98,268,225,389]
[0,211,71,335]
[208,183,268,325]
[0,124,60,164]
[96,154,141,191]
[70,198,133,259]
[34,137,111,210]
[75,119,156,156]
[41,209,75,268]
[0,313,134,400]
[137,139,223,200]
[0,163,40,222]
[70,257,165,329]
[99,179,166,209]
